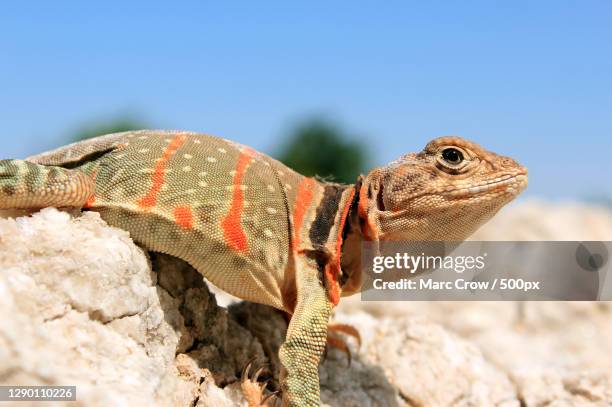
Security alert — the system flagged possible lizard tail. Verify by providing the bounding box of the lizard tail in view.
[0,160,95,209]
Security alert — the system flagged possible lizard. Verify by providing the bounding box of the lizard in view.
[0,130,528,406]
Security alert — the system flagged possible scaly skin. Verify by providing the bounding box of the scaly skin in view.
[0,130,527,406]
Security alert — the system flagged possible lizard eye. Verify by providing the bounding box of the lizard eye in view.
[441,148,463,165]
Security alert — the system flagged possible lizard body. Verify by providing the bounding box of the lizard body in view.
[0,130,528,406]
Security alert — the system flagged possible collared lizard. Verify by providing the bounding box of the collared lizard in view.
[0,130,528,406]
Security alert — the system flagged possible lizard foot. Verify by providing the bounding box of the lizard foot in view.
[240,360,278,407]
[325,323,362,365]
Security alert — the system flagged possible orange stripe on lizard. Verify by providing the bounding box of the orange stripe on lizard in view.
[173,205,194,229]
[221,147,256,252]
[137,134,187,210]
[84,194,96,209]
[83,169,98,209]
[291,177,317,251]
[358,181,379,240]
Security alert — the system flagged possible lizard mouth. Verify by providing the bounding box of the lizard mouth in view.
[444,173,528,199]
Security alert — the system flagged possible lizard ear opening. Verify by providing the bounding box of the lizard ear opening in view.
[375,183,386,212]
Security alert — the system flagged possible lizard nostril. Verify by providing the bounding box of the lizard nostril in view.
[501,157,516,167]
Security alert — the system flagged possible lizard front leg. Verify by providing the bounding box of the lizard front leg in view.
[279,254,333,407]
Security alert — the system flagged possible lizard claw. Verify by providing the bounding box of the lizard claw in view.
[240,359,275,406]
[261,390,280,407]
[242,363,251,380]
[326,334,353,365]
[326,322,362,366]
[328,322,362,347]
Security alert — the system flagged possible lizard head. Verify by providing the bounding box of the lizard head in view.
[358,136,528,241]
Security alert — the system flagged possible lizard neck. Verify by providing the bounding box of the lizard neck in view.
[303,177,366,303]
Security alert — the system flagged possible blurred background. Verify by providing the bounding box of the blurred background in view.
[1,1,611,202]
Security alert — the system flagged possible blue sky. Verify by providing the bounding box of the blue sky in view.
[1,1,610,200]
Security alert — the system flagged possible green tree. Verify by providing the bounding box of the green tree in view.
[276,119,368,184]
[72,116,149,142]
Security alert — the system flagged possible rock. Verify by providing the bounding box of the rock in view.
[323,312,519,407]
[0,208,267,406]
[470,199,612,241]
[1,204,612,406]
[0,208,176,407]
[510,369,612,406]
